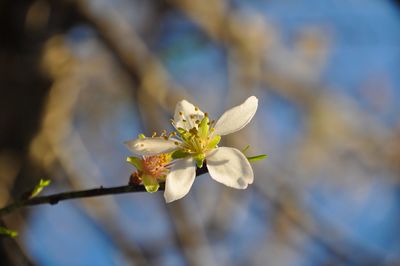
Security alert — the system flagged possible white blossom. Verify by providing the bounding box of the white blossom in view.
[125,96,258,203]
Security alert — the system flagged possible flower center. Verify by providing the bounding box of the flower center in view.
[174,115,221,167]
[179,116,220,152]
[142,154,170,178]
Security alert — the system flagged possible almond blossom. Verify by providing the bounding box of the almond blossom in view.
[125,96,258,203]
[126,154,171,192]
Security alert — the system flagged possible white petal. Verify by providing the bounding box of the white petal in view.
[173,100,204,130]
[164,157,196,203]
[206,147,254,189]
[213,96,258,136]
[124,137,179,156]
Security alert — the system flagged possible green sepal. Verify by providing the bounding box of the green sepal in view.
[171,149,190,159]
[138,134,146,139]
[196,159,204,168]
[199,116,209,138]
[0,226,18,238]
[142,175,160,193]
[127,156,142,170]
[207,135,221,149]
[195,153,205,168]
[30,179,51,198]
[247,154,268,162]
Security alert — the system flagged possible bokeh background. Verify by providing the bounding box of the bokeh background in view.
[1,0,400,265]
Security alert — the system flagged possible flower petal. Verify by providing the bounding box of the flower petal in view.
[206,147,254,189]
[213,96,258,136]
[124,137,179,156]
[173,100,204,130]
[164,157,196,203]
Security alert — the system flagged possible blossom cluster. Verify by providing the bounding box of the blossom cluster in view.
[125,96,263,203]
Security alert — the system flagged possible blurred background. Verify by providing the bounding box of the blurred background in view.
[1,0,400,265]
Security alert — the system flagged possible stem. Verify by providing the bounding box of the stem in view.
[0,165,209,217]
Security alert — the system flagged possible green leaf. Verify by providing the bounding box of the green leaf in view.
[30,179,51,198]
[141,175,160,193]
[126,156,142,170]
[242,145,250,153]
[171,150,190,159]
[0,226,18,238]
[247,154,268,162]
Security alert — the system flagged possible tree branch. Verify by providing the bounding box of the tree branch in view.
[0,166,209,217]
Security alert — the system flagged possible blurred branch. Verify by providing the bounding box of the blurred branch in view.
[73,0,189,109]
[253,186,397,266]
[0,166,208,217]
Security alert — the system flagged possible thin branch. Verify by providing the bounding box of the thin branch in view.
[0,166,209,217]
[0,184,145,217]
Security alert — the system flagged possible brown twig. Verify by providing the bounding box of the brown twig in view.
[0,166,209,217]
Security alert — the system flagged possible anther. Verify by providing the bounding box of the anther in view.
[190,114,195,119]
[174,141,179,145]
[204,112,208,117]
[163,136,168,140]
[195,120,200,124]
[179,111,183,116]
[195,106,199,111]
[183,119,187,123]
[140,144,144,147]
[152,132,157,138]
